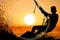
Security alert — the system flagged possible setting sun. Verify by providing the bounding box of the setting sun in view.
[24,14,35,25]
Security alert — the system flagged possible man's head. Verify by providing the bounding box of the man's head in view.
[51,6,57,14]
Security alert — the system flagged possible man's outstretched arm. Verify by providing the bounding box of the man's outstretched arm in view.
[34,0,49,17]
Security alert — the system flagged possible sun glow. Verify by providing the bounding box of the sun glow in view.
[24,14,35,25]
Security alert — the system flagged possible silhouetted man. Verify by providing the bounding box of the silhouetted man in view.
[31,0,58,35]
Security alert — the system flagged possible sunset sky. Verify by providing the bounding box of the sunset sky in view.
[0,0,60,26]
[0,0,60,36]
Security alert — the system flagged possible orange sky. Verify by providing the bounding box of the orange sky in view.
[0,0,60,37]
[0,0,60,26]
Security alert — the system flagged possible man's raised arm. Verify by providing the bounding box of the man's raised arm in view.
[34,0,48,17]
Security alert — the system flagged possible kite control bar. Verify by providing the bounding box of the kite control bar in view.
[33,0,40,14]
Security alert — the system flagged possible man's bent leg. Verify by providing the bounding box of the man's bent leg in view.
[31,26,37,34]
